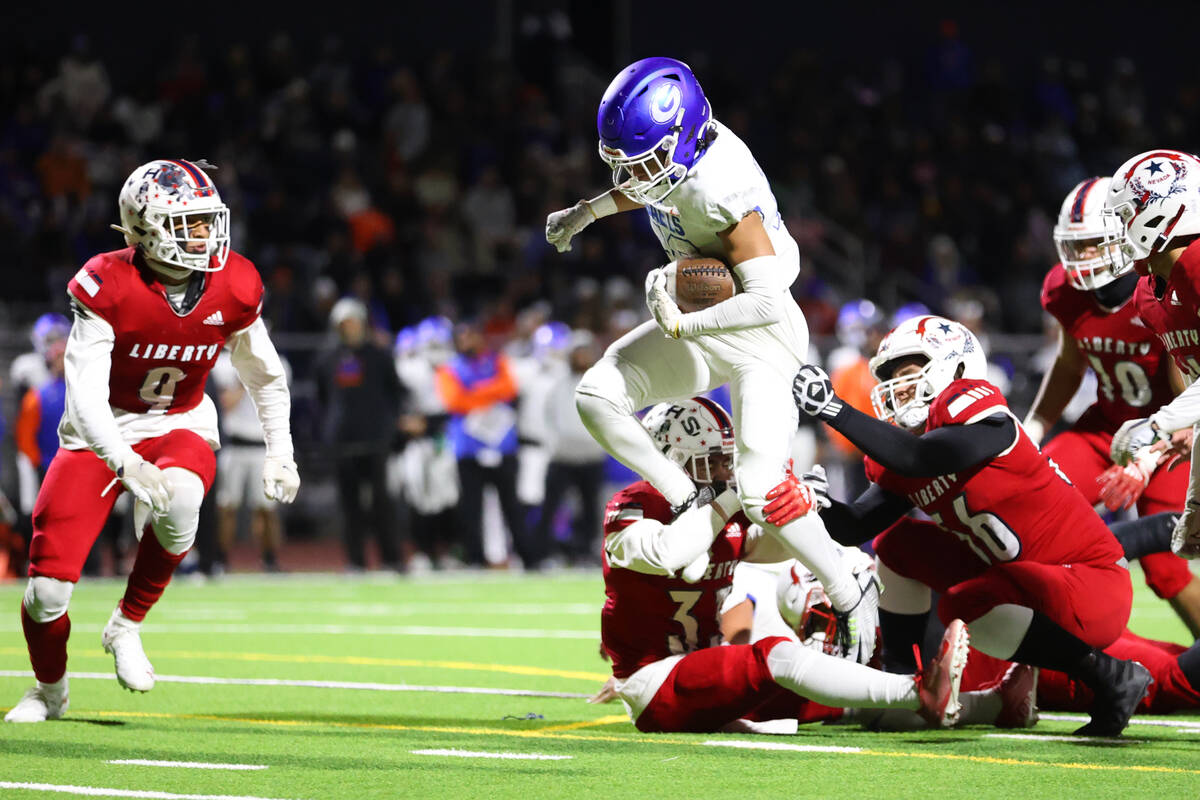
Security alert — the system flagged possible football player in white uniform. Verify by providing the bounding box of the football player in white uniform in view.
[545,56,874,660]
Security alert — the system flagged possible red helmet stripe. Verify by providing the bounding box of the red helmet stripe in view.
[168,159,210,188]
[692,395,733,432]
[1070,177,1100,223]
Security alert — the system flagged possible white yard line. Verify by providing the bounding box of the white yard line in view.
[983,733,1146,743]
[106,760,267,771]
[0,623,596,639]
[703,740,863,753]
[0,671,590,699]
[1039,712,1200,731]
[410,749,571,760]
[0,783,300,800]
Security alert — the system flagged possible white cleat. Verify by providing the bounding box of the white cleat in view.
[101,607,155,692]
[995,663,1039,729]
[5,678,69,722]
[916,618,970,728]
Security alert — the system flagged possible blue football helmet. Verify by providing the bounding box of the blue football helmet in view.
[597,57,712,206]
[836,299,885,350]
[531,321,571,360]
[32,313,70,355]
[394,326,418,356]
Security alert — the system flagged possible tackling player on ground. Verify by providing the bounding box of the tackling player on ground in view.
[6,159,299,723]
[1024,176,1200,636]
[787,315,1151,736]
[545,57,874,661]
[597,397,968,733]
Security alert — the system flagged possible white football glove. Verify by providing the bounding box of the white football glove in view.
[1173,502,1200,559]
[545,202,595,253]
[1111,417,1169,466]
[263,457,301,504]
[645,267,683,339]
[111,453,172,517]
[793,365,844,420]
[802,464,832,510]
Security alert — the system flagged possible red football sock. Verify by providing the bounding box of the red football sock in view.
[120,532,187,623]
[21,605,70,684]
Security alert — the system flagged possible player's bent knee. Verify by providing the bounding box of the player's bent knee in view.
[152,468,206,555]
[876,560,931,615]
[575,363,636,419]
[23,576,74,623]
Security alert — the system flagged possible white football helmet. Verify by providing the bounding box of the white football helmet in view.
[777,548,876,657]
[114,159,230,276]
[641,396,734,484]
[869,315,987,430]
[1101,149,1200,272]
[1053,177,1127,290]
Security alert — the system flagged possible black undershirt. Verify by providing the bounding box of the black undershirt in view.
[817,401,1018,546]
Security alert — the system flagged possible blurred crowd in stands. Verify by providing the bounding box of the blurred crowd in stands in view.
[0,13,1186,572]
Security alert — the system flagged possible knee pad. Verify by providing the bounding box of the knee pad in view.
[152,467,206,555]
[957,603,1033,660]
[23,576,74,623]
[575,359,637,418]
[876,559,931,615]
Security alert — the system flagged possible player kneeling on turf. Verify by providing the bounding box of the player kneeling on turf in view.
[787,314,1150,737]
[6,159,298,723]
[594,397,968,733]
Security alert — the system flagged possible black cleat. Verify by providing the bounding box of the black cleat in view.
[1074,657,1152,737]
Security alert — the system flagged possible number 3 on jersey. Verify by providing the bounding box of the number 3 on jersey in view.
[140,366,186,413]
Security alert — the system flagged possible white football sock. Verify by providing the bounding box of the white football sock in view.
[766,639,918,709]
[958,689,1002,725]
[763,515,859,612]
[574,390,696,507]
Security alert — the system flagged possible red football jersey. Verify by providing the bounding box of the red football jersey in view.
[601,481,751,679]
[864,379,1124,568]
[67,248,263,416]
[1133,239,1200,382]
[1041,263,1174,427]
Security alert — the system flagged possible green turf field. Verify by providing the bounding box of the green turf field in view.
[1,566,1198,800]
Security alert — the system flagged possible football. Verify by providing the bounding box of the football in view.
[673,257,736,313]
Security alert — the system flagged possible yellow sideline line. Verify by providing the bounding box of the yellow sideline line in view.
[64,709,1200,776]
[536,715,629,733]
[0,647,609,683]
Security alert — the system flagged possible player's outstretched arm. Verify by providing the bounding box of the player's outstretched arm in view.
[604,489,742,578]
[64,303,171,514]
[820,484,914,547]
[793,365,1016,477]
[544,190,639,253]
[1023,325,1086,445]
[670,212,787,338]
[227,318,299,503]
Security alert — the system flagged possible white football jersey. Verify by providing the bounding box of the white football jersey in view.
[644,119,800,288]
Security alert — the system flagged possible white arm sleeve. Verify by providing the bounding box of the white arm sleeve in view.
[676,254,786,337]
[64,306,136,471]
[604,490,742,576]
[1151,379,1200,433]
[227,317,293,459]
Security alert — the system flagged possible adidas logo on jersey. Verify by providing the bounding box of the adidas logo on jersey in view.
[203,310,225,326]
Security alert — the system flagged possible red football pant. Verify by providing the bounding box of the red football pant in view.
[962,630,1200,714]
[29,430,215,583]
[1044,418,1192,599]
[22,430,214,681]
[874,518,1131,650]
[636,637,841,733]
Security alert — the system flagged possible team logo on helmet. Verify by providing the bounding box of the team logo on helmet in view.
[1128,158,1188,205]
[650,83,682,124]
